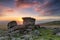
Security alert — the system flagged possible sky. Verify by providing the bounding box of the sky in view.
[0,0,60,24]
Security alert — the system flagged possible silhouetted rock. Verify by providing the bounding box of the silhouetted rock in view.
[53,28,60,35]
[22,17,35,26]
[7,21,17,29]
[34,25,40,29]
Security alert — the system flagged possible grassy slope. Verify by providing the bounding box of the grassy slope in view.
[33,28,60,40]
[13,28,60,40]
[37,21,60,40]
[4,28,59,40]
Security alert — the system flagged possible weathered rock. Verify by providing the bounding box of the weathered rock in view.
[33,30,40,36]
[7,21,17,29]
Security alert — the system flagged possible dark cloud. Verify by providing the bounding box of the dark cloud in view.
[0,0,13,2]
[44,0,60,16]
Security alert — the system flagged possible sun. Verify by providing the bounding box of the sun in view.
[16,17,23,25]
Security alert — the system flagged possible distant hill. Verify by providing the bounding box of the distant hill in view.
[39,21,60,28]
[40,21,60,26]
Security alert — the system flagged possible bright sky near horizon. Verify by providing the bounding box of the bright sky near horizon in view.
[0,0,60,24]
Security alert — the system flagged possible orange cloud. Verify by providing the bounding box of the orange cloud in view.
[0,4,3,9]
[17,4,32,9]
[15,0,40,8]
[1,6,20,16]
[3,7,14,12]
[6,9,14,13]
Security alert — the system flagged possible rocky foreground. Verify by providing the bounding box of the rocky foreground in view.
[0,27,60,40]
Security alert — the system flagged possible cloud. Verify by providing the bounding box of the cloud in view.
[0,4,4,16]
[15,0,39,8]
[38,0,60,16]
[0,4,15,16]
[3,8,14,13]
[0,0,60,16]
[2,8,17,16]
[15,0,60,16]
[15,0,46,15]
